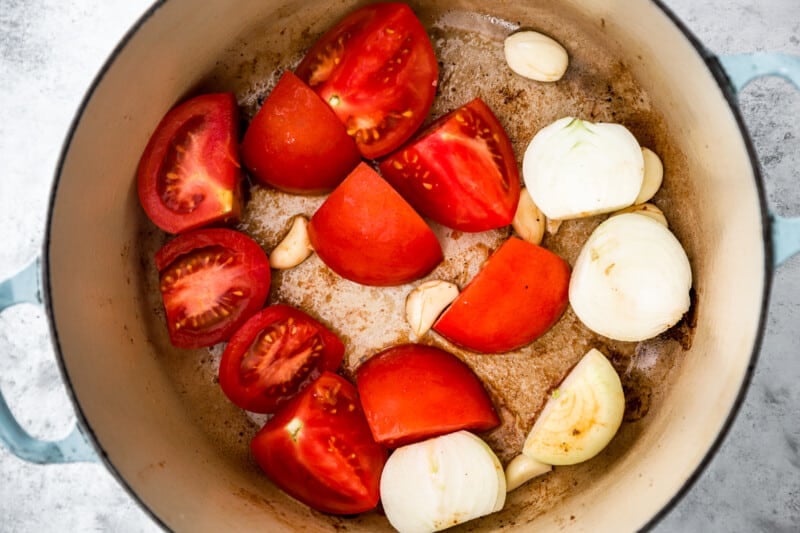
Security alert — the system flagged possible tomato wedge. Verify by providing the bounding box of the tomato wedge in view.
[240,71,361,194]
[251,372,387,515]
[218,305,345,414]
[356,344,499,448]
[155,228,270,349]
[307,162,443,286]
[379,98,521,232]
[137,93,242,234]
[434,237,570,353]
[295,3,438,159]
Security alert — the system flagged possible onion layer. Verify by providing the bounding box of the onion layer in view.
[380,431,505,532]
[569,213,692,342]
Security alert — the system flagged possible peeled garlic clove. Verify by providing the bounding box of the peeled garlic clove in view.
[546,217,562,236]
[612,202,668,228]
[269,215,313,269]
[504,30,569,82]
[504,453,552,492]
[405,280,459,337]
[569,213,692,341]
[380,431,506,533]
[523,349,625,466]
[634,147,664,204]
[512,188,546,245]
[523,117,644,220]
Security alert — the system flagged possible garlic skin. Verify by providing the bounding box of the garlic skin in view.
[523,117,644,220]
[504,31,569,82]
[380,431,506,533]
[569,213,692,342]
[523,348,625,466]
[634,147,664,204]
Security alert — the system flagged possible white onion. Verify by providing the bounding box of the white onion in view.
[569,213,692,341]
[380,431,505,533]
[504,453,552,492]
[523,348,625,465]
[523,117,644,220]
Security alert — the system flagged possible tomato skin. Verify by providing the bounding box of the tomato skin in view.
[240,71,361,194]
[356,344,499,448]
[434,237,570,353]
[307,162,442,286]
[295,3,438,159]
[218,305,345,414]
[251,372,387,515]
[155,228,270,349]
[379,98,521,232]
[137,93,243,234]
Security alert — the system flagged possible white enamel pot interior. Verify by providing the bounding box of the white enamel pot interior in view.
[45,0,769,531]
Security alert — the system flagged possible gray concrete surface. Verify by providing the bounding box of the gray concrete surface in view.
[0,0,798,531]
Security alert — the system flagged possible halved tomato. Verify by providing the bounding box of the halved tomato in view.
[295,3,438,159]
[218,305,345,414]
[240,71,361,194]
[356,344,499,448]
[137,93,242,234]
[155,228,270,349]
[251,372,388,515]
[307,162,443,286]
[379,98,521,232]
[434,237,570,353]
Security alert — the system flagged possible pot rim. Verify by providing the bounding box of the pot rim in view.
[40,1,774,531]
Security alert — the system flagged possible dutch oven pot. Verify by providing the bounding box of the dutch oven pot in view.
[2,0,800,531]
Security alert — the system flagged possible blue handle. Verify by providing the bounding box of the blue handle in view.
[719,53,800,268]
[0,258,97,464]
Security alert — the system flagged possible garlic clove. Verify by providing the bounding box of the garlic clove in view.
[634,147,664,204]
[512,188,546,245]
[612,202,668,228]
[523,117,644,220]
[523,348,625,466]
[504,453,552,492]
[569,213,692,342]
[405,280,460,337]
[269,215,314,270]
[546,218,563,236]
[504,30,569,82]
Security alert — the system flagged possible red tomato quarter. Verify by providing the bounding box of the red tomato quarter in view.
[240,71,361,194]
[295,3,438,159]
[434,237,570,353]
[251,372,387,515]
[155,228,270,349]
[356,344,499,448]
[307,162,443,286]
[218,305,345,414]
[380,98,521,232]
[137,93,243,234]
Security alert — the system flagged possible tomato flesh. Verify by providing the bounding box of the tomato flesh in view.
[219,305,345,414]
[251,372,387,515]
[295,3,438,159]
[240,71,361,194]
[356,344,499,448]
[155,228,270,348]
[308,162,443,286]
[137,93,242,234]
[379,98,521,232]
[434,237,570,353]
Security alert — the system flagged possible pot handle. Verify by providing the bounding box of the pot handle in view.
[718,53,800,267]
[0,258,98,463]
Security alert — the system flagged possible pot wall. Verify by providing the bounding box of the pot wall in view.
[46,0,766,531]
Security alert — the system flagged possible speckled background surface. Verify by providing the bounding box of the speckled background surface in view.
[1,0,798,531]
